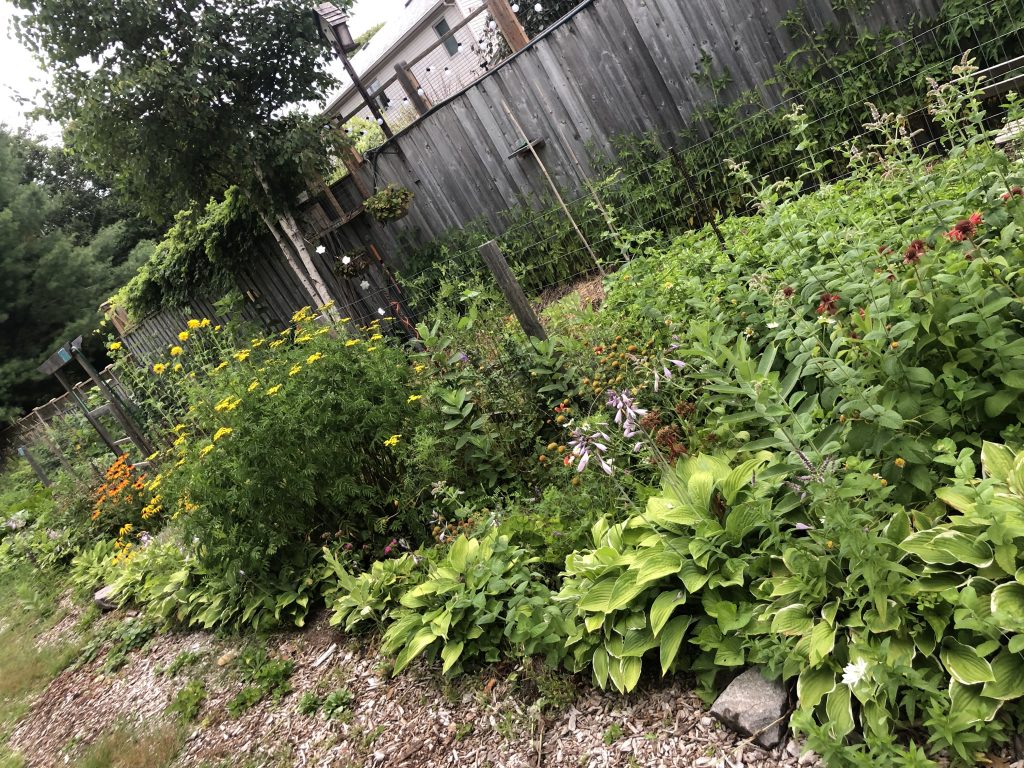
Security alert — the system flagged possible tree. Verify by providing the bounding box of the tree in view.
[13,0,352,316]
[0,129,152,421]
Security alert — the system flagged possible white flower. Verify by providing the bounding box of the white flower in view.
[360,280,370,290]
[377,307,386,316]
[342,255,351,265]
[766,322,780,329]
[841,658,869,687]
[315,245,326,255]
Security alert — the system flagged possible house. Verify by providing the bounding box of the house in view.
[324,0,491,131]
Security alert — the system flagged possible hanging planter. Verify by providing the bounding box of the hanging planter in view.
[364,184,414,224]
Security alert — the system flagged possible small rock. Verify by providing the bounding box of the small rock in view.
[217,649,240,667]
[93,584,118,611]
[709,667,789,749]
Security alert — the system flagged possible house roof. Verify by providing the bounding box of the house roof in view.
[325,0,448,114]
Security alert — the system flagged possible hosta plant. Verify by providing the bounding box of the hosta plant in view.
[381,532,567,675]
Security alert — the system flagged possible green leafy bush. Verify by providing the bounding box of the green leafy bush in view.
[381,532,567,675]
[363,184,414,223]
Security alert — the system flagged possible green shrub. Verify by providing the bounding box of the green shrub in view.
[381,532,567,675]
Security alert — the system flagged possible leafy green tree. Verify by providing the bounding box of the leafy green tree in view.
[0,130,151,421]
[13,0,352,316]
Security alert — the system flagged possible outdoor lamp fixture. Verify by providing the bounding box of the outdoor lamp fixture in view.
[313,2,394,138]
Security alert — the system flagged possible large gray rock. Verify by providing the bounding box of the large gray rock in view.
[710,667,789,749]
[94,584,118,612]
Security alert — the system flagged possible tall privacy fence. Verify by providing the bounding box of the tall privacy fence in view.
[115,0,951,359]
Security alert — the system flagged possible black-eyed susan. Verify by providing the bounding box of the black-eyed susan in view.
[152,363,167,375]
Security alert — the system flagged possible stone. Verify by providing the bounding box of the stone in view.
[217,649,240,667]
[93,584,118,612]
[709,668,789,749]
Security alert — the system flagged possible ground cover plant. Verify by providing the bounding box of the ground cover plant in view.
[3,57,1024,768]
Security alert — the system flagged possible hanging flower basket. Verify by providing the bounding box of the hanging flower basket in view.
[364,184,414,224]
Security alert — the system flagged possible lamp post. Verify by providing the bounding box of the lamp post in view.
[314,2,394,139]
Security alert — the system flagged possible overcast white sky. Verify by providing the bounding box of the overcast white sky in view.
[0,0,406,141]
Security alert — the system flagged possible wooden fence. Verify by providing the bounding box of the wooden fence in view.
[119,0,942,357]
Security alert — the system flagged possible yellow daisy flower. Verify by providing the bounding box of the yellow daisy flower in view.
[345,339,360,347]
[383,434,402,447]
[266,384,283,395]
[187,319,201,330]
[408,394,422,402]
[213,427,233,442]
[247,380,260,392]
[234,349,251,362]
[108,341,122,351]
[153,363,167,375]
[178,331,189,342]
[289,364,302,376]
[199,444,215,458]
[306,352,323,364]
[170,345,183,356]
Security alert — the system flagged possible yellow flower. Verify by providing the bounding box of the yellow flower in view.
[172,424,186,432]
[340,317,352,323]
[213,427,233,442]
[247,380,260,392]
[152,363,167,375]
[383,434,402,447]
[266,384,283,395]
[289,364,302,376]
[366,346,377,352]
[170,345,183,356]
[291,306,313,323]
[199,444,215,458]
[214,396,240,412]
[370,333,383,341]
[178,331,190,342]
[315,328,331,336]
[251,338,265,348]
[199,318,211,328]
[213,361,228,372]
[306,352,323,364]
[269,339,286,349]
[894,457,906,469]
[295,334,313,343]
[345,339,360,347]
[108,341,122,351]
[214,325,222,331]
[187,319,201,329]
[414,364,426,373]
[173,434,187,447]
[234,349,251,362]
[317,300,336,312]
[408,394,422,402]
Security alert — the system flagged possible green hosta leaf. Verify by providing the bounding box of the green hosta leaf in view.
[933,487,976,515]
[720,456,770,504]
[991,582,1024,631]
[621,657,642,692]
[441,640,464,675]
[900,529,992,567]
[650,589,687,636]
[687,471,716,514]
[659,615,693,674]
[983,442,1017,483]
[981,651,1024,700]
[771,604,813,636]
[948,680,1002,729]
[634,549,684,585]
[940,639,995,685]
[392,627,438,675]
[608,571,648,613]
[808,622,836,666]
[593,647,609,688]
[678,561,709,593]
[578,577,617,613]
[825,685,854,739]
[797,666,837,710]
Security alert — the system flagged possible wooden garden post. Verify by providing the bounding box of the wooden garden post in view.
[395,61,432,115]
[70,344,154,457]
[479,240,547,340]
[17,445,50,487]
[485,0,529,52]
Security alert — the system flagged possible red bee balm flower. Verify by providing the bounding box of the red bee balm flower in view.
[944,213,983,242]
[903,239,927,265]
[1001,186,1023,200]
[781,285,795,298]
[816,293,840,315]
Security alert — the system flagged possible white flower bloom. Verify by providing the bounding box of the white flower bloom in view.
[360,280,370,290]
[315,245,326,255]
[342,255,351,265]
[377,307,386,316]
[842,658,869,687]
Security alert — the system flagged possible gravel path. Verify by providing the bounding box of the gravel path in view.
[11,609,822,768]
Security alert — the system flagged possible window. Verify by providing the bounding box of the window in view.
[369,79,390,110]
[434,19,459,56]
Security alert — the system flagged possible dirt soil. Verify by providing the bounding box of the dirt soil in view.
[8,604,831,768]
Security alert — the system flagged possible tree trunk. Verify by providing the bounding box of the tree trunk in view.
[276,208,339,318]
[259,211,324,312]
